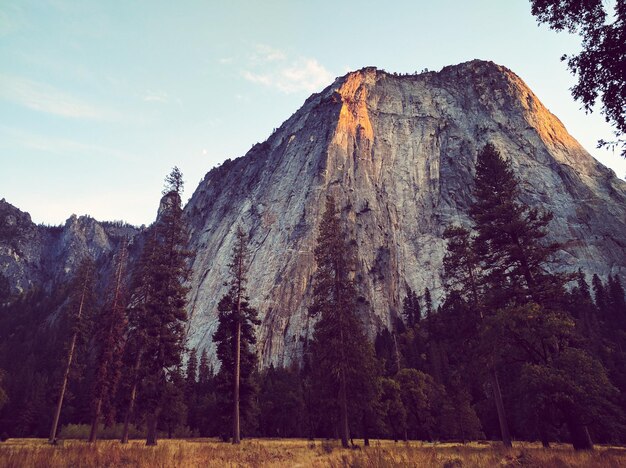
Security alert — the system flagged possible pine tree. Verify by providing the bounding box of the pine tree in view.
[88,241,129,442]
[120,167,190,446]
[469,143,612,450]
[424,288,433,319]
[184,348,199,431]
[212,227,260,444]
[198,349,211,388]
[569,271,601,349]
[161,366,187,438]
[186,348,198,399]
[442,224,512,447]
[608,275,626,330]
[471,143,567,309]
[49,257,96,444]
[592,274,608,316]
[120,231,158,444]
[402,288,421,327]
[309,196,377,448]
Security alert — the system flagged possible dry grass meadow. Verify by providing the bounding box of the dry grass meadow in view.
[1,438,625,467]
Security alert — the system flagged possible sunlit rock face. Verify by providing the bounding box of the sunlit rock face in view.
[183,60,626,367]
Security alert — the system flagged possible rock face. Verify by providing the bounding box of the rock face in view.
[2,60,625,368]
[0,198,138,297]
[183,60,626,367]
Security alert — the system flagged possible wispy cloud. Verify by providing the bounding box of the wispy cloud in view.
[0,126,136,161]
[0,74,122,120]
[143,90,169,103]
[242,44,333,94]
[253,44,286,62]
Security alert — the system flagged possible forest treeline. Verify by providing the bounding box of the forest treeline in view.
[0,146,625,450]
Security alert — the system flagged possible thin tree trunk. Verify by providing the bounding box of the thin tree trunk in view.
[537,414,550,448]
[146,411,158,446]
[490,367,512,448]
[92,243,127,443]
[565,411,594,451]
[233,320,241,444]
[49,281,88,444]
[121,347,142,444]
[338,313,350,449]
[88,398,102,443]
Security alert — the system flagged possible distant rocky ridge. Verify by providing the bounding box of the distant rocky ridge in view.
[2,60,626,368]
[0,198,138,297]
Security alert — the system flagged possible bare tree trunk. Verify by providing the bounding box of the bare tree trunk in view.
[146,411,158,446]
[233,319,241,444]
[490,367,512,448]
[537,414,550,448]
[49,282,88,444]
[88,398,102,443]
[121,348,142,444]
[566,411,594,451]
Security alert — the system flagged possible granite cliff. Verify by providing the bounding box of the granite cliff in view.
[2,60,625,367]
[183,60,626,366]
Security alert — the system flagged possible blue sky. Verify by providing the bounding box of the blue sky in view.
[1,0,623,226]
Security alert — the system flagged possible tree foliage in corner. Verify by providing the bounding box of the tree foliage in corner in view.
[530,0,626,156]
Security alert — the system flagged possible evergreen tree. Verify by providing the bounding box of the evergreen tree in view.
[48,257,96,444]
[402,288,421,327]
[569,271,601,349]
[258,365,306,438]
[608,275,626,330]
[198,349,211,388]
[126,167,190,446]
[88,241,129,442]
[469,143,614,450]
[592,274,608,316]
[184,348,199,431]
[161,367,188,438]
[309,196,377,448]
[424,288,433,319]
[442,224,512,447]
[120,230,158,444]
[213,227,260,444]
[186,348,198,398]
[470,143,563,309]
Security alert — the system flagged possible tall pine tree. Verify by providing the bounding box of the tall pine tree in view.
[213,227,260,444]
[309,196,377,448]
[122,167,190,446]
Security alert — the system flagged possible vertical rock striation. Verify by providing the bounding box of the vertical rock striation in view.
[184,60,626,367]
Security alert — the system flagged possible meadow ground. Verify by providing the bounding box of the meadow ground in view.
[0,438,625,467]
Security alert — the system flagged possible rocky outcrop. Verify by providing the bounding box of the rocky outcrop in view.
[183,60,626,367]
[2,60,625,368]
[0,198,138,296]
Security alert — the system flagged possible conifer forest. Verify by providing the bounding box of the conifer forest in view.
[1,2,626,465]
[1,148,625,457]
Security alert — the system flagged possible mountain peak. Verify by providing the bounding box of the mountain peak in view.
[183,60,626,366]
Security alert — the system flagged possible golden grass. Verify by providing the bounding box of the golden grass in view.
[0,438,625,467]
